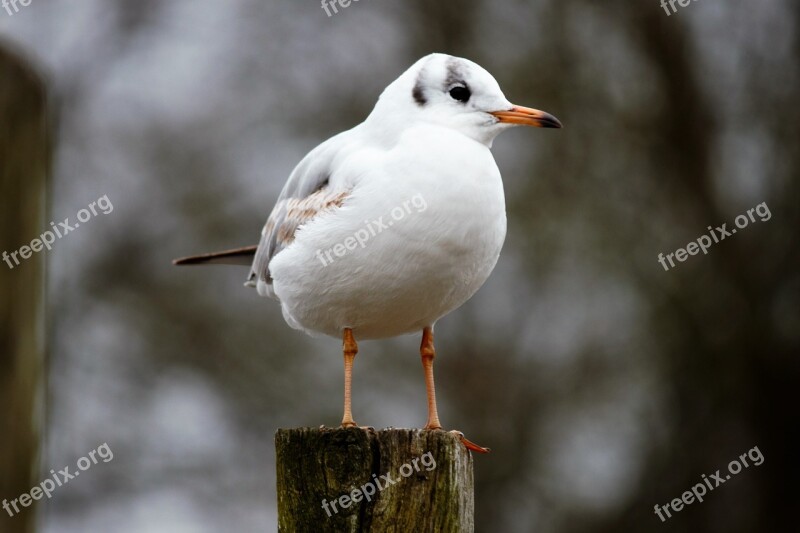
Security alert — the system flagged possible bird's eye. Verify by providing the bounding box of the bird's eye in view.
[449,85,471,103]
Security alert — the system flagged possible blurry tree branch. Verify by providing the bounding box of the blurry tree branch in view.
[0,42,49,533]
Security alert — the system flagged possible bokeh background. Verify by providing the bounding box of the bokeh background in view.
[1,1,798,532]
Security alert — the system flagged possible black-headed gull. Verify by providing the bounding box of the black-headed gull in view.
[175,53,561,452]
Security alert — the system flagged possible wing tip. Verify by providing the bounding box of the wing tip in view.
[172,245,259,267]
[172,255,200,266]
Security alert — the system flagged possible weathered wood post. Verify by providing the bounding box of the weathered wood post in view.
[276,428,474,532]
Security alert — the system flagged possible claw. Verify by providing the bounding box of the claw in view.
[449,430,491,454]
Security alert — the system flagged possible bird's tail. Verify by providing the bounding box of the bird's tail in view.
[172,245,258,266]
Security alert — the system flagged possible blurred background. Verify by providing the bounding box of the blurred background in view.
[1,1,798,532]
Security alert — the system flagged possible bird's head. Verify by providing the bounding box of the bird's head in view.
[369,53,561,146]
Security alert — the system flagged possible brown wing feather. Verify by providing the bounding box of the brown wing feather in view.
[247,186,348,290]
[247,131,354,294]
[276,191,349,247]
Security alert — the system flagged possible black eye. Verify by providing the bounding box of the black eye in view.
[449,85,471,103]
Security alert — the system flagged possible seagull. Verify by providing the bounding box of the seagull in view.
[174,53,561,453]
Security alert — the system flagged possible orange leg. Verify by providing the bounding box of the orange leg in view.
[420,327,442,430]
[421,327,491,453]
[341,328,358,428]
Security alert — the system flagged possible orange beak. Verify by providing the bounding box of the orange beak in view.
[490,105,562,128]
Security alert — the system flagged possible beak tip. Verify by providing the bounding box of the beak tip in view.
[537,111,563,129]
[491,105,563,129]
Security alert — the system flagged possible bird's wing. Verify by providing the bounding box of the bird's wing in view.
[247,136,352,295]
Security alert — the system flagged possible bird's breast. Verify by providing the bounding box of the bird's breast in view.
[269,126,508,339]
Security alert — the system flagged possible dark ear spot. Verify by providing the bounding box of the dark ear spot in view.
[412,82,427,106]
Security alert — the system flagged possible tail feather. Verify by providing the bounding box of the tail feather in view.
[173,245,258,266]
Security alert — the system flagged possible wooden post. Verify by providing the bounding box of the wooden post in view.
[276,428,474,532]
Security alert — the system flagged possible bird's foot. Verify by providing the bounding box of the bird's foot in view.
[339,422,376,433]
[423,425,490,453]
[448,430,491,454]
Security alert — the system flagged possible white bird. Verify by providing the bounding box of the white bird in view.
[174,53,561,452]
